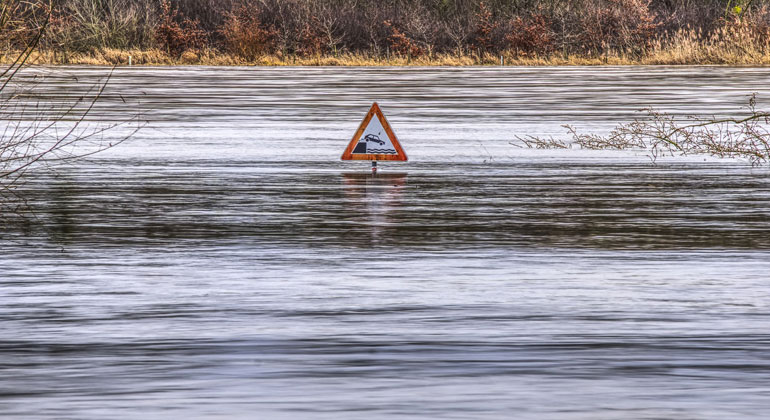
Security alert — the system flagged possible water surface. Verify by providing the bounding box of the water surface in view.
[2,66,770,419]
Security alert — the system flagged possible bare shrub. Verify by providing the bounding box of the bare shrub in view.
[315,2,348,56]
[651,0,725,35]
[174,0,239,34]
[43,0,157,53]
[443,14,473,55]
[575,0,659,56]
[1,0,55,61]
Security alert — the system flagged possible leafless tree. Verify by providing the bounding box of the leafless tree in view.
[315,1,347,56]
[1,0,141,213]
[444,15,473,56]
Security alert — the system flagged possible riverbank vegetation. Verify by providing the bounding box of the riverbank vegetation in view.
[2,0,770,66]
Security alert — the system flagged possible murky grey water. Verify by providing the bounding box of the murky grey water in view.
[2,66,770,419]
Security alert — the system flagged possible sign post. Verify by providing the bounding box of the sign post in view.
[341,102,407,174]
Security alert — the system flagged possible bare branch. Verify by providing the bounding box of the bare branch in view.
[515,95,770,166]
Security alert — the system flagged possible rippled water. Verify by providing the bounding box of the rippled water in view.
[2,66,770,419]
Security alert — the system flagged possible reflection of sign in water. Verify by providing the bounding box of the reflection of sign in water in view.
[342,172,408,241]
[341,102,408,161]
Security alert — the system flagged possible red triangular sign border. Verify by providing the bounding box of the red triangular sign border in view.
[341,102,408,161]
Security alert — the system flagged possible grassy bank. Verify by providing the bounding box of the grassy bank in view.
[11,33,770,67]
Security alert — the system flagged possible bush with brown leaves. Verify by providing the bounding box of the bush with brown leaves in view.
[506,13,555,57]
[384,20,423,58]
[219,5,278,60]
[155,0,206,56]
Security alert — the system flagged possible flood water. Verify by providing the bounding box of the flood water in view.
[2,66,770,419]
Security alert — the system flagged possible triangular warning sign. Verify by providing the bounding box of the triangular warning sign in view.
[341,102,407,161]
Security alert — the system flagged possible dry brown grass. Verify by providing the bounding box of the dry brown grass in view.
[643,27,770,65]
[6,34,770,67]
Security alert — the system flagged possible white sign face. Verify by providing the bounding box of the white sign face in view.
[351,114,398,155]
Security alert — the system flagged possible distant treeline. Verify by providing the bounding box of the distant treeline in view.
[3,0,770,63]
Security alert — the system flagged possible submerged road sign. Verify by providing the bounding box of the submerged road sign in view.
[341,102,408,162]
